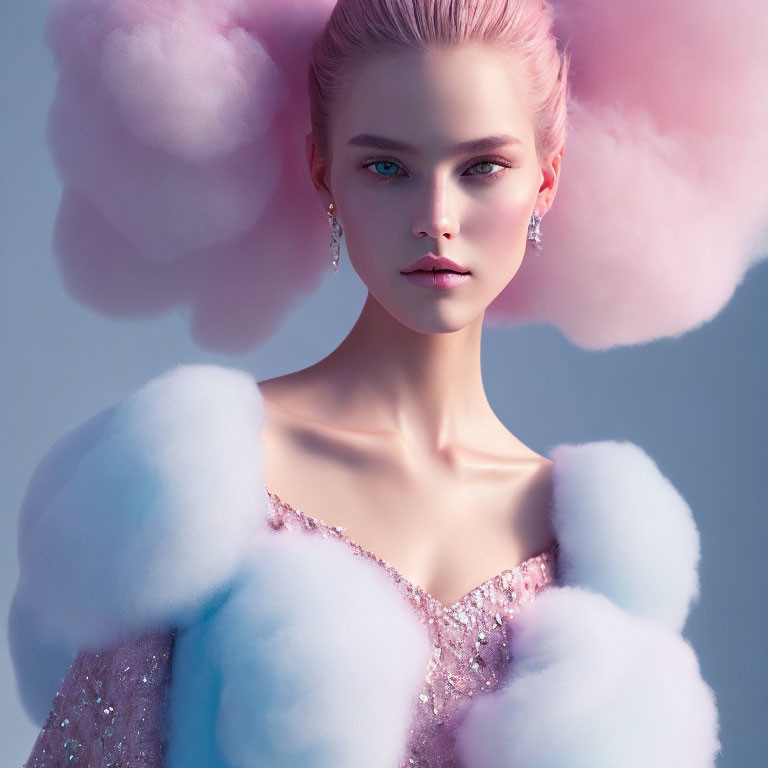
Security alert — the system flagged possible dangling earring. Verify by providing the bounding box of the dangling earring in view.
[326,202,343,272]
[527,210,543,255]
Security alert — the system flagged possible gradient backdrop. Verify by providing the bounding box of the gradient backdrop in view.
[1,3,766,766]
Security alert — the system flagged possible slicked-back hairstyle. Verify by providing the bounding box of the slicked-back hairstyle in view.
[308,0,571,164]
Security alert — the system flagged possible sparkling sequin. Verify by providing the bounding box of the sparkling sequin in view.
[265,487,560,767]
[24,631,175,767]
[24,491,558,767]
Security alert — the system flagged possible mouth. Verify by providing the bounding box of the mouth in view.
[401,253,470,274]
[403,267,471,275]
[401,267,472,290]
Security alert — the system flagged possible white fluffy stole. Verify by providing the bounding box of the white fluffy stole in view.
[454,586,721,767]
[10,364,271,723]
[165,532,433,768]
[454,441,722,767]
[10,363,722,767]
[10,363,434,766]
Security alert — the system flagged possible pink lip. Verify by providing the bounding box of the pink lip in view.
[401,253,470,273]
[402,270,471,290]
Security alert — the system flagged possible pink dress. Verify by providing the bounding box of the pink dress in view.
[24,489,560,768]
[23,629,176,767]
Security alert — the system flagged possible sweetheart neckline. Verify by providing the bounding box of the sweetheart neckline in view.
[263,485,559,613]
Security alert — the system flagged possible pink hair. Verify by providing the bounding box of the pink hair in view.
[308,0,571,164]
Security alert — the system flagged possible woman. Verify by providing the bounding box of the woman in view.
[16,0,768,764]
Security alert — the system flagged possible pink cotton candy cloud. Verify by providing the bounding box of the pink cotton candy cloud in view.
[44,0,336,353]
[487,0,768,348]
[42,0,768,352]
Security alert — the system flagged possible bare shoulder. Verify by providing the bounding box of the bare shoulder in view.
[256,371,399,450]
[476,428,557,551]
[256,370,394,489]
[257,370,363,430]
[256,371,313,412]
[257,371,335,433]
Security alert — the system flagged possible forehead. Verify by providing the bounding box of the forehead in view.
[331,44,534,156]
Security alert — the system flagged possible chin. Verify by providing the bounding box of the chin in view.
[393,303,480,335]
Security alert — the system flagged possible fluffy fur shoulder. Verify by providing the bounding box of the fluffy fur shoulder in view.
[455,439,721,767]
[455,585,721,767]
[10,363,271,722]
[548,439,702,633]
[11,361,434,761]
[165,531,432,767]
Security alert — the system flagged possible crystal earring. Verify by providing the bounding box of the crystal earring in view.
[326,202,343,272]
[527,210,543,255]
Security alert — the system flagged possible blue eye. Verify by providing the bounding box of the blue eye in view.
[366,160,403,177]
[357,156,512,181]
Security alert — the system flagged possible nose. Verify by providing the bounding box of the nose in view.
[412,176,460,240]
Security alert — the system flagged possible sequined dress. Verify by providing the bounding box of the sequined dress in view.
[23,488,559,768]
[266,490,559,767]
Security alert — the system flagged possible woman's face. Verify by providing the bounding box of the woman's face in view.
[309,44,561,334]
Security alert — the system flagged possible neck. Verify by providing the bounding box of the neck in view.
[308,292,503,455]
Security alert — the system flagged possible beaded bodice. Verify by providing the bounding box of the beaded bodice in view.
[23,630,176,768]
[22,490,559,768]
[265,487,560,768]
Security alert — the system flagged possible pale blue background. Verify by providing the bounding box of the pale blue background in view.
[2,3,766,766]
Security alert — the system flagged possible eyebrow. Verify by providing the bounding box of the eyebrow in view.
[346,133,523,156]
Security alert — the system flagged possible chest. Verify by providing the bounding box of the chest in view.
[260,407,557,608]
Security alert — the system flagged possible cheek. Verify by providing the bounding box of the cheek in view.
[339,192,402,273]
[342,200,386,244]
[339,213,385,267]
[464,194,533,261]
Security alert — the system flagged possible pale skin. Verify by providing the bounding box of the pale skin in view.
[258,43,564,607]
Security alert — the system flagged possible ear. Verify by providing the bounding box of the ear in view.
[306,131,333,211]
[535,145,563,216]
